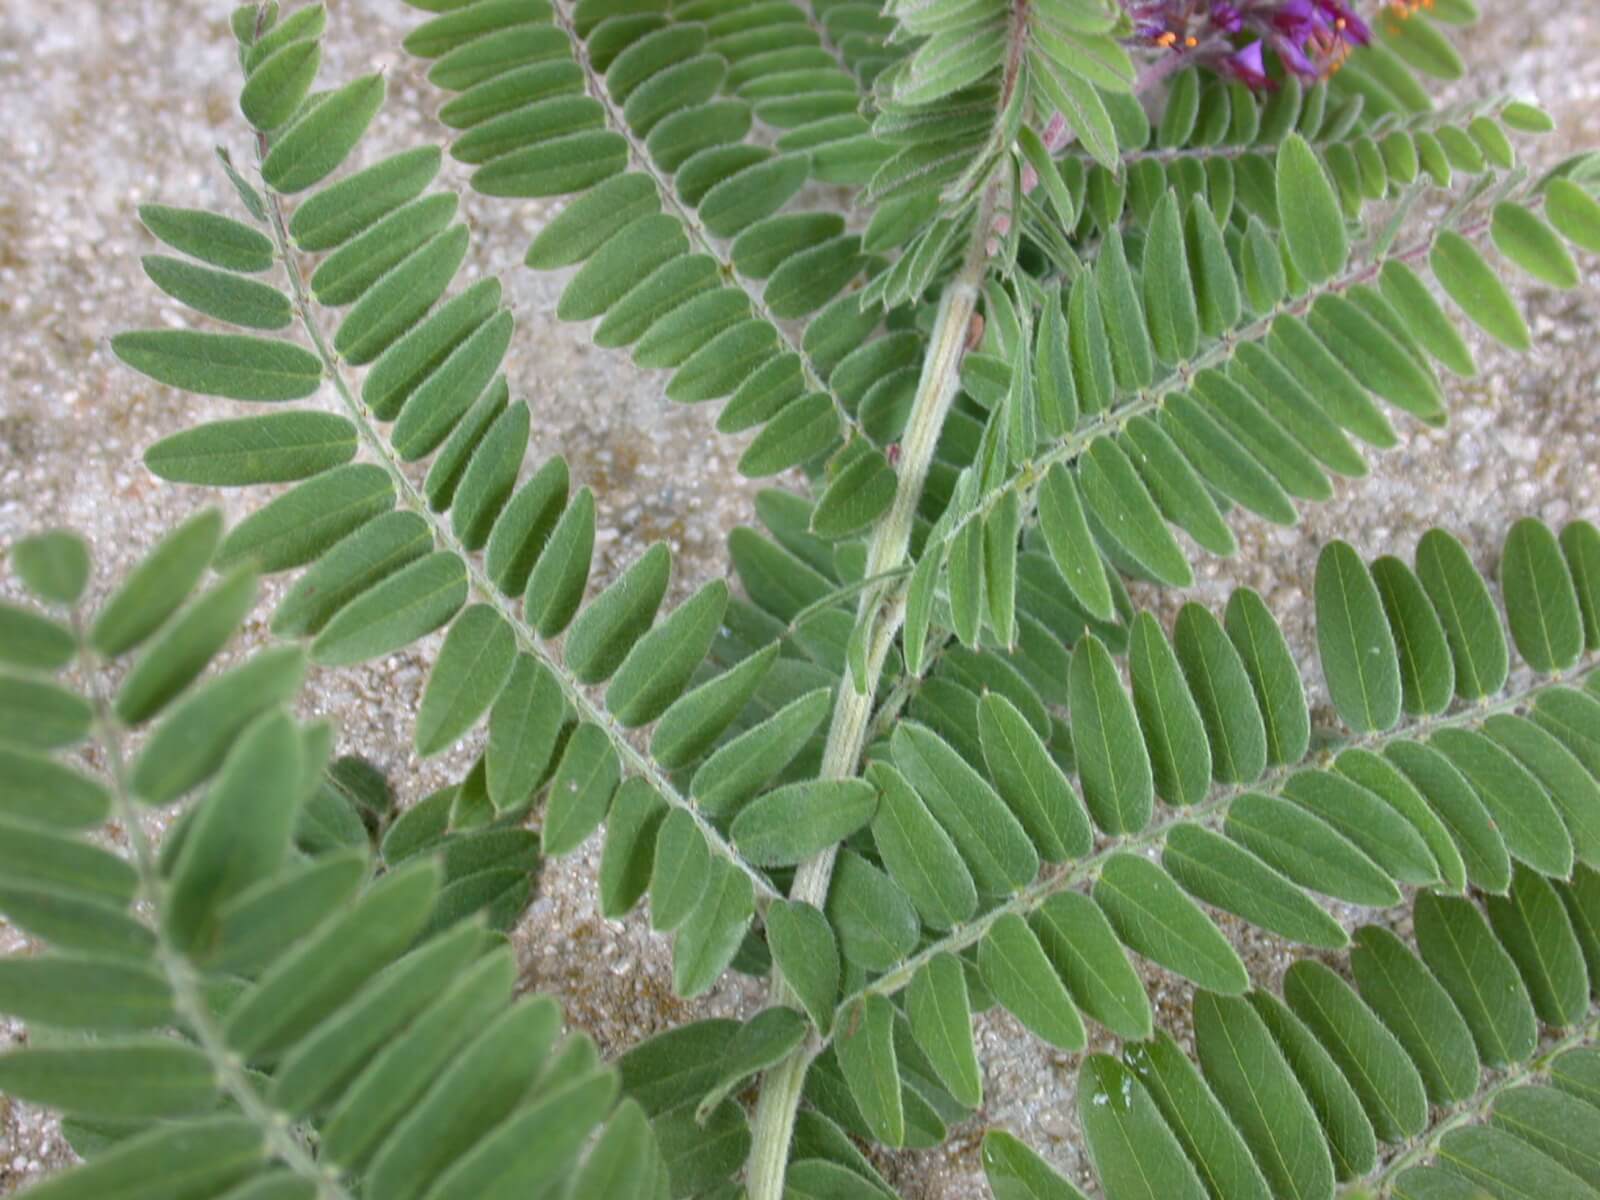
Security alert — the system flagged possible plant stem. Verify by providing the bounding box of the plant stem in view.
[743,183,1000,1200]
[77,621,353,1200]
[249,148,780,907]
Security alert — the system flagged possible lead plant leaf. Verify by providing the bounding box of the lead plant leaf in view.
[12,1,1598,1199]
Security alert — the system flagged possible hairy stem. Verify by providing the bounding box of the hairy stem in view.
[744,184,1001,1200]
[78,622,353,1200]
[250,149,780,906]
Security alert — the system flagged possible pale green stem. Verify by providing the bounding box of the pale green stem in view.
[743,183,1000,1200]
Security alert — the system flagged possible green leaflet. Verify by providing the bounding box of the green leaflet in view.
[139,203,274,271]
[1174,602,1267,785]
[1483,864,1591,1028]
[483,659,566,819]
[290,145,441,252]
[0,954,171,1032]
[0,1040,216,1121]
[730,779,878,867]
[113,567,257,726]
[1033,892,1151,1040]
[650,643,775,770]
[836,995,902,1147]
[1484,713,1600,869]
[1430,228,1531,350]
[1492,1085,1600,1190]
[1384,740,1512,894]
[691,686,831,818]
[90,508,221,657]
[1282,959,1428,1142]
[415,605,515,756]
[607,580,727,728]
[311,552,468,667]
[1194,991,1336,1200]
[523,486,595,639]
[318,949,518,1167]
[1414,891,1538,1067]
[649,809,710,934]
[1224,792,1400,908]
[449,401,527,548]
[219,462,394,574]
[1561,519,1600,650]
[597,777,663,920]
[1431,727,1574,879]
[978,912,1087,1051]
[982,1129,1090,1200]
[0,748,110,829]
[1306,292,1445,426]
[10,530,90,608]
[1224,588,1308,767]
[1349,924,1480,1105]
[144,412,356,486]
[1037,464,1114,622]
[1078,437,1192,588]
[1492,201,1580,288]
[673,856,755,998]
[141,255,292,330]
[907,953,982,1108]
[977,692,1092,862]
[542,723,620,858]
[867,762,977,931]
[1163,822,1348,949]
[1377,259,1476,377]
[165,712,303,953]
[1123,1031,1271,1200]
[892,722,1039,897]
[1315,539,1401,733]
[1334,747,1467,894]
[112,330,323,402]
[572,1101,669,1200]
[812,450,896,541]
[694,1007,808,1122]
[766,900,839,1034]
[361,997,567,1200]
[1069,634,1154,835]
[1143,189,1200,365]
[1129,612,1212,808]
[1501,516,1584,672]
[1415,527,1509,699]
[14,1118,264,1200]
[1078,1054,1207,1200]
[1551,1046,1600,1111]
[1436,1125,1596,1199]
[1277,133,1347,286]
[0,676,92,751]
[270,512,430,640]
[1369,554,1455,716]
[1093,852,1248,994]
[1280,769,1438,886]
[262,73,386,194]
[1546,177,1600,254]
[223,859,441,1059]
[1246,988,1377,1182]
[333,224,470,367]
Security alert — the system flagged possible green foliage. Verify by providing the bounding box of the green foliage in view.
[10,0,1600,1198]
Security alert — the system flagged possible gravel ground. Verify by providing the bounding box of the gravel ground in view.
[1,1,1597,1196]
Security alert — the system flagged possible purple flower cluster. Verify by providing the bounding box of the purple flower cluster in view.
[1126,0,1377,89]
